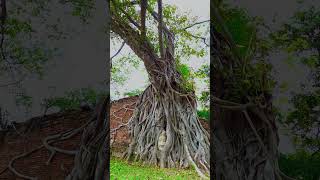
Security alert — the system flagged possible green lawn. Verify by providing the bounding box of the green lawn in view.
[110,157,202,180]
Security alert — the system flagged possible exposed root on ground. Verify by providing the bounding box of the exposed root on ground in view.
[2,99,107,180]
[8,145,44,180]
[65,97,109,180]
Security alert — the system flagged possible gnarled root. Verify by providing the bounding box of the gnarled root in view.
[123,85,210,177]
[66,97,109,180]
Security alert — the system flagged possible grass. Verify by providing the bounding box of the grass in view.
[197,109,209,121]
[110,157,202,180]
[279,151,320,180]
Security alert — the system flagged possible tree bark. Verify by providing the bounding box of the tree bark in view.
[212,95,280,180]
[66,97,110,180]
[211,7,282,180]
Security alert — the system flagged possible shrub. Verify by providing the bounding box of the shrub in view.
[43,88,108,111]
[197,109,209,121]
[279,150,320,180]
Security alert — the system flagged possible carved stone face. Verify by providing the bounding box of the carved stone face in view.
[158,130,166,151]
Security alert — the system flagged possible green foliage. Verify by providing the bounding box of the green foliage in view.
[273,6,320,153]
[44,88,108,111]
[198,90,209,109]
[279,151,320,180]
[197,109,209,121]
[285,90,320,152]
[1,14,55,78]
[195,64,209,108]
[123,89,143,97]
[301,55,318,68]
[178,64,190,78]
[271,6,320,68]
[5,18,33,38]
[111,53,141,91]
[7,43,54,77]
[67,0,95,22]
[228,59,275,102]
[214,4,272,57]
[213,4,275,102]
[0,0,94,80]
[222,8,255,57]
[110,157,200,179]
[147,2,209,60]
[195,64,209,79]
[15,95,33,108]
[176,62,195,93]
[111,0,209,95]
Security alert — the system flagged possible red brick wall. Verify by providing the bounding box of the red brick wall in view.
[110,96,138,153]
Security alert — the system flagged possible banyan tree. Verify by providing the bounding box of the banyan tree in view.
[110,0,210,178]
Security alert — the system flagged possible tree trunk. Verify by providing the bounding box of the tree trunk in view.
[212,93,281,180]
[211,7,282,179]
[65,97,109,180]
[211,52,281,180]
[111,3,210,176]
[123,58,210,176]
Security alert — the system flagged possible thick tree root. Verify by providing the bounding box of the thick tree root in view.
[4,119,92,180]
[122,85,210,177]
[8,145,44,180]
[212,96,296,180]
[66,97,109,180]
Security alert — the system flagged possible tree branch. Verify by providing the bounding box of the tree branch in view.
[183,20,210,30]
[140,0,147,38]
[212,3,241,65]
[111,10,161,75]
[111,41,125,60]
[189,33,209,47]
[0,0,6,62]
[157,0,164,58]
